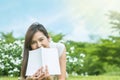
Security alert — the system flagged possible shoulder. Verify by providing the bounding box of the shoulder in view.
[56,42,65,49]
[50,42,65,57]
[50,42,65,48]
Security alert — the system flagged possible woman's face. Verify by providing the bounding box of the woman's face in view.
[30,31,50,50]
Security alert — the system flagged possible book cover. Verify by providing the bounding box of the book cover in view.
[26,48,61,76]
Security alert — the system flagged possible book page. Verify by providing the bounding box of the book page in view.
[26,48,61,76]
[26,48,42,76]
[42,48,61,75]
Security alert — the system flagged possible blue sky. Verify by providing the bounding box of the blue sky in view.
[0,0,120,42]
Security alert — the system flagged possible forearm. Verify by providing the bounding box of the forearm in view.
[58,49,66,80]
[58,70,66,80]
[58,73,66,80]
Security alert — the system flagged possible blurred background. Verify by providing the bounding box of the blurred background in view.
[0,0,120,79]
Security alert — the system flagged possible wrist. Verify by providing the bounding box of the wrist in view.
[58,78,65,80]
[26,76,33,80]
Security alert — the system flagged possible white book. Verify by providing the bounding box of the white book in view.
[26,48,61,76]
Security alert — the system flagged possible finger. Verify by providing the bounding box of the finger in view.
[32,71,39,77]
[45,65,48,72]
[45,65,49,74]
[37,72,46,80]
[38,66,43,73]
[32,67,43,77]
[32,75,45,80]
[42,66,47,74]
[45,65,50,77]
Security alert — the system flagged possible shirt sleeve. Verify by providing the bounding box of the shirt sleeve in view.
[56,43,65,57]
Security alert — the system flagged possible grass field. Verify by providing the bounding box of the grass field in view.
[0,76,120,80]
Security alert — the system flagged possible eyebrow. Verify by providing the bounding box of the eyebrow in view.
[32,36,45,41]
[38,36,45,39]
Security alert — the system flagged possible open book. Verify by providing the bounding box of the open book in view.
[26,48,61,76]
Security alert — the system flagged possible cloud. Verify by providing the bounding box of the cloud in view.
[63,0,120,42]
[63,19,90,42]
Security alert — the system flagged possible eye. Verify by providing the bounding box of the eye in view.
[31,41,36,45]
[39,38,44,42]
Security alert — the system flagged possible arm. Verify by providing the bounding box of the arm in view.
[26,66,52,80]
[58,48,66,80]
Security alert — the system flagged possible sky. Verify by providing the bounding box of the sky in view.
[0,0,120,42]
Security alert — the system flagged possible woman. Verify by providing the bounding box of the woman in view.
[21,22,66,80]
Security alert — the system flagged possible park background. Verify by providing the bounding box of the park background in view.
[0,0,120,80]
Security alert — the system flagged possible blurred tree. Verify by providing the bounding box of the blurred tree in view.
[0,32,16,43]
[49,32,64,42]
[108,11,120,35]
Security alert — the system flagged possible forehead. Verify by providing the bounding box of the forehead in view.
[32,31,46,39]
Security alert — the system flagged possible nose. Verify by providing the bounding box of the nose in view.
[37,42,42,48]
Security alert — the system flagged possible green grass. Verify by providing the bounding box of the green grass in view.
[0,76,120,80]
[0,77,17,80]
[68,75,120,80]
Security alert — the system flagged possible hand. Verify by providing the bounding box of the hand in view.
[28,66,52,80]
[44,66,51,80]
[32,66,45,80]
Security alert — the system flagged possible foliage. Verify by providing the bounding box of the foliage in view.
[65,40,88,76]
[0,38,24,76]
[64,35,120,75]
[0,32,16,43]
[1,31,120,76]
[49,32,65,42]
[108,11,120,34]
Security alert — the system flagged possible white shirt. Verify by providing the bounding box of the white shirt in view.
[50,42,65,57]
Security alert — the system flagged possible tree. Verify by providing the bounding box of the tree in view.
[108,11,120,35]
[49,32,65,42]
[0,32,16,43]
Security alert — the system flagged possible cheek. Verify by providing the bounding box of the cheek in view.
[43,41,50,47]
[31,45,37,50]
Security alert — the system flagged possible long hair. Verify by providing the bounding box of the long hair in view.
[21,22,49,78]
